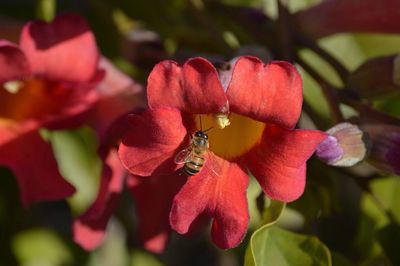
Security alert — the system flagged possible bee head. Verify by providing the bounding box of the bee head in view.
[193,131,208,147]
[194,131,208,139]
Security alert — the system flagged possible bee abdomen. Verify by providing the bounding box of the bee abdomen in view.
[183,156,205,176]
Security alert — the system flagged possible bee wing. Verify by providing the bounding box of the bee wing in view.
[204,152,223,177]
[174,149,193,164]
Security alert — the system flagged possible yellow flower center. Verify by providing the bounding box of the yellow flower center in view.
[195,113,265,160]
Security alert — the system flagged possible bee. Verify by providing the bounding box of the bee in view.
[174,130,220,177]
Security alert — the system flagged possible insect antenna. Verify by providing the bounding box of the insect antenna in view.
[203,126,214,132]
[199,115,203,131]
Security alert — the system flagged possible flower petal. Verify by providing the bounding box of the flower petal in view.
[227,56,302,128]
[246,124,327,202]
[170,156,249,249]
[127,170,186,253]
[147,57,228,113]
[0,40,30,83]
[0,131,75,206]
[73,150,124,250]
[20,13,99,82]
[119,108,187,176]
[87,57,145,143]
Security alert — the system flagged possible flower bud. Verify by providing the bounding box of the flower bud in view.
[295,0,400,38]
[361,124,400,175]
[316,123,369,167]
[347,55,400,98]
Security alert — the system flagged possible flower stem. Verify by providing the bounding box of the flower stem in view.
[293,33,349,84]
[296,56,345,124]
[36,0,56,22]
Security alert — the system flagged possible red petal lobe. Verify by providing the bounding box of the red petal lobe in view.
[170,156,249,249]
[227,57,302,128]
[20,13,99,82]
[119,108,187,176]
[0,131,75,206]
[246,124,327,202]
[147,57,227,113]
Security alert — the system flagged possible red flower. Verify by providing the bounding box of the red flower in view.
[0,14,142,207]
[119,56,327,249]
[73,116,184,253]
[72,59,147,251]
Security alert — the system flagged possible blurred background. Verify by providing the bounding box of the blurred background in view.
[1,0,400,265]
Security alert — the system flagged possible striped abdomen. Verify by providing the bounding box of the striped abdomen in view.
[183,153,205,176]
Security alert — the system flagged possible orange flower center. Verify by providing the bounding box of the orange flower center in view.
[195,113,265,160]
[0,78,66,123]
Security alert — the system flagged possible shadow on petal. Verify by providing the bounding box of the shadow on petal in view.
[128,164,186,253]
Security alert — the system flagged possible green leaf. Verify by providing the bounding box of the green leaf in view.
[245,226,331,266]
[374,93,400,117]
[45,127,102,215]
[300,65,331,119]
[318,34,366,72]
[354,34,400,58]
[331,251,354,266]
[260,199,286,225]
[12,229,72,266]
[369,176,400,224]
[244,199,285,266]
[88,219,129,266]
[245,200,331,266]
[131,249,165,266]
[247,176,263,229]
[353,176,400,264]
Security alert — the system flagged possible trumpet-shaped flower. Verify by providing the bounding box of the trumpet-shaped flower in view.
[0,14,101,205]
[0,14,143,207]
[119,56,327,249]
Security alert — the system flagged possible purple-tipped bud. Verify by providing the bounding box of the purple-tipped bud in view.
[316,123,369,167]
[361,124,400,175]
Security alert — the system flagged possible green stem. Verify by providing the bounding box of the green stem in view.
[36,0,56,22]
[293,33,349,84]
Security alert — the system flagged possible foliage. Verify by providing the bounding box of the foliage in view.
[1,0,400,265]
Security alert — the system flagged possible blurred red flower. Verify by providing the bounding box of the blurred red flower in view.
[0,14,142,208]
[119,56,327,249]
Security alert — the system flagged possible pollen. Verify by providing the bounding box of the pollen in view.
[212,112,231,129]
[3,80,23,94]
